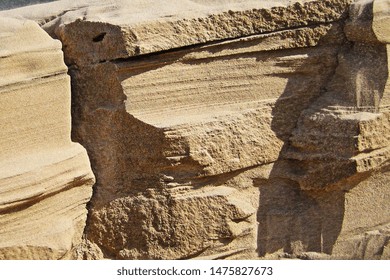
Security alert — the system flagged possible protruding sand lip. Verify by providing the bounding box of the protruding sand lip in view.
[0,0,338,65]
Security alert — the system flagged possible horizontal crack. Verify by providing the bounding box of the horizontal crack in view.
[181,163,274,188]
[112,20,344,65]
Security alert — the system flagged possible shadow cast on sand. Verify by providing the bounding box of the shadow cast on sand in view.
[256,16,389,256]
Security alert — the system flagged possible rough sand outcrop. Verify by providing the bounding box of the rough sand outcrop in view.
[0,0,389,259]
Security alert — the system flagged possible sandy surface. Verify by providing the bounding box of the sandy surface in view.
[0,0,307,26]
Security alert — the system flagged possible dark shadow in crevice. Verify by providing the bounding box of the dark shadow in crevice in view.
[256,23,347,257]
[257,6,389,257]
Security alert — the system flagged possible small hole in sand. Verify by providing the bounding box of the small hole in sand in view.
[92,32,106,42]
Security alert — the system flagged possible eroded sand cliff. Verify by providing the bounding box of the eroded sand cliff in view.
[0,0,389,259]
